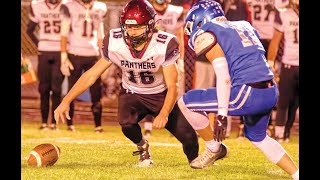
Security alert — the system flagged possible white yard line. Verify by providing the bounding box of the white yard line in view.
[23,137,181,147]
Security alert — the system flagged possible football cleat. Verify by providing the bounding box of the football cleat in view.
[67,125,76,132]
[50,124,60,131]
[190,143,229,169]
[132,140,154,167]
[94,126,103,133]
[39,123,48,131]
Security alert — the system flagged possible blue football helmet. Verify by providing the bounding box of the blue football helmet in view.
[184,0,225,36]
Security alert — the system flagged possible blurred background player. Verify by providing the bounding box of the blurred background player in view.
[26,0,65,131]
[55,0,199,167]
[142,0,186,138]
[179,1,298,178]
[59,0,107,132]
[267,0,299,143]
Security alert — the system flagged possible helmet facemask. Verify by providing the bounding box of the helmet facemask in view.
[47,0,61,4]
[121,24,153,49]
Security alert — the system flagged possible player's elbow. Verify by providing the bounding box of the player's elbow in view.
[167,83,179,96]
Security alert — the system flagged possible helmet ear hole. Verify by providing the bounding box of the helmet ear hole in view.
[196,21,202,28]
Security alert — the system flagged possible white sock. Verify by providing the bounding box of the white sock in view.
[144,122,153,131]
[291,169,299,180]
[275,126,285,138]
[205,139,221,152]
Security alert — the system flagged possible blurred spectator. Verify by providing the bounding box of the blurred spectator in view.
[219,0,251,22]
[59,0,107,132]
[267,0,299,143]
[26,0,65,131]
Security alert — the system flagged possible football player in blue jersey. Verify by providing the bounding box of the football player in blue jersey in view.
[177,0,299,179]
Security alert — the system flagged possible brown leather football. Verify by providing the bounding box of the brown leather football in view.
[27,143,61,167]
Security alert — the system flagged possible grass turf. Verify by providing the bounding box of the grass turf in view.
[21,121,299,180]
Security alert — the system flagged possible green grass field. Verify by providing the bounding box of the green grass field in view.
[21,121,299,180]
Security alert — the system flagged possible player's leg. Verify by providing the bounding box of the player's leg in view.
[284,95,299,142]
[246,112,299,179]
[37,52,52,130]
[86,57,103,132]
[284,67,299,142]
[242,84,299,179]
[275,65,292,142]
[237,116,245,139]
[177,88,229,169]
[143,114,153,138]
[50,52,64,130]
[118,88,153,167]
[165,104,199,163]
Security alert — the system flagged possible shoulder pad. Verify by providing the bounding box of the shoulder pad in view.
[194,32,217,57]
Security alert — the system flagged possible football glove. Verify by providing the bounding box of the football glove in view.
[214,115,228,142]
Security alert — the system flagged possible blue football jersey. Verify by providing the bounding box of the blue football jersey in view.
[189,20,274,86]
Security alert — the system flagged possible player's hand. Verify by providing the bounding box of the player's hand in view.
[60,52,74,76]
[214,115,228,142]
[152,113,168,129]
[267,60,276,73]
[54,101,71,125]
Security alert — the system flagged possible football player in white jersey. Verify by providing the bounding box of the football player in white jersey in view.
[142,0,186,138]
[267,0,299,143]
[54,0,199,167]
[26,0,65,131]
[59,0,107,132]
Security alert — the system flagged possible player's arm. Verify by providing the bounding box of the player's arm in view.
[60,4,70,55]
[54,56,112,124]
[267,28,283,69]
[26,4,39,46]
[54,31,113,124]
[97,2,107,55]
[267,9,283,70]
[161,64,179,116]
[194,32,231,141]
[176,26,185,68]
[62,57,112,105]
[194,32,231,116]
[59,4,74,76]
[97,21,105,55]
[153,38,180,129]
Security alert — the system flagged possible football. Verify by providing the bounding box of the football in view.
[27,143,61,167]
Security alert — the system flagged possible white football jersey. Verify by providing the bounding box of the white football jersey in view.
[154,4,184,35]
[274,8,299,66]
[60,0,107,56]
[250,0,276,40]
[102,29,180,94]
[28,0,63,51]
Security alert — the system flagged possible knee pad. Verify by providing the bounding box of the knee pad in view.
[92,102,102,113]
[251,136,286,164]
[177,98,209,130]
